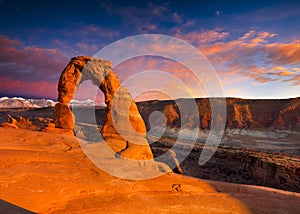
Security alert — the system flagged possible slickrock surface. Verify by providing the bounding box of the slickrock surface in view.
[1,128,300,214]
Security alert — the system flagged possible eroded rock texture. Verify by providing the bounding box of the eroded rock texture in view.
[55,56,153,160]
[138,98,300,130]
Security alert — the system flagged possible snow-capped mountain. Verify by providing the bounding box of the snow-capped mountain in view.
[70,99,106,107]
[0,97,106,108]
[0,97,56,108]
[70,99,96,106]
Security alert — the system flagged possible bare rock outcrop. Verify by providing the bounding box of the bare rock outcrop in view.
[163,105,179,125]
[229,104,260,128]
[0,115,37,130]
[272,99,300,129]
[138,97,300,131]
[54,56,153,160]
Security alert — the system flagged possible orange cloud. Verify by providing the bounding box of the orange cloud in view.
[264,43,300,65]
[191,31,300,86]
[239,30,256,40]
[109,30,300,100]
[292,68,300,72]
[250,37,264,44]
[278,71,293,76]
[239,30,276,44]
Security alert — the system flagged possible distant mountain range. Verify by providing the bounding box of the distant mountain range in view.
[0,97,105,108]
[0,97,56,108]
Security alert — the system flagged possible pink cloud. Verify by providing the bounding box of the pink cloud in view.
[0,77,57,98]
[175,28,229,45]
[144,24,158,30]
[172,12,183,23]
[183,20,195,27]
[0,35,68,98]
[75,42,99,54]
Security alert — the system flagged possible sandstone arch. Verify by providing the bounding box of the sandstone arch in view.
[54,56,153,160]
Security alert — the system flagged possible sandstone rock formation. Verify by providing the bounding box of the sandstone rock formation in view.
[54,56,153,160]
[0,122,18,129]
[0,115,37,130]
[229,104,260,128]
[137,97,300,130]
[272,99,300,129]
[163,104,180,125]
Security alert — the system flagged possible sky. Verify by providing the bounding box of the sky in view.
[0,0,299,101]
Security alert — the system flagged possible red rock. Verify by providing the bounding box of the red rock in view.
[163,104,179,124]
[55,56,153,160]
[0,122,18,129]
[53,103,74,129]
[138,97,300,131]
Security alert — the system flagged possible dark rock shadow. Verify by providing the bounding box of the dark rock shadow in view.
[0,199,36,214]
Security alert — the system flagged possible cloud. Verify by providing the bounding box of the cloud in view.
[292,68,300,72]
[264,43,300,65]
[187,30,300,86]
[0,77,57,98]
[172,12,183,23]
[278,71,293,76]
[284,74,300,86]
[0,35,68,98]
[175,28,229,45]
[239,30,256,40]
[1,28,299,100]
[100,2,185,34]
[104,29,299,100]
[183,20,195,27]
[240,31,277,44]
[75,42,99,55]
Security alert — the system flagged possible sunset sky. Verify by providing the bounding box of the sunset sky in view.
[0,0,299,100]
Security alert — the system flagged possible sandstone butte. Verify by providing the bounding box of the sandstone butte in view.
[1,128,300,214]
[52,56,153,160]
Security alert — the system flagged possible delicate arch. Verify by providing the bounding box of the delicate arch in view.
[54,56,153,160]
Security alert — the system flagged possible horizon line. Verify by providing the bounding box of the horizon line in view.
[1,95,299,102]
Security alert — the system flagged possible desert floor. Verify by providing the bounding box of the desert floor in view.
[0,128,299,213]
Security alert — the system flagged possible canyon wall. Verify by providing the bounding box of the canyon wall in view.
[151,139,300,192]
[137,97,300,131]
